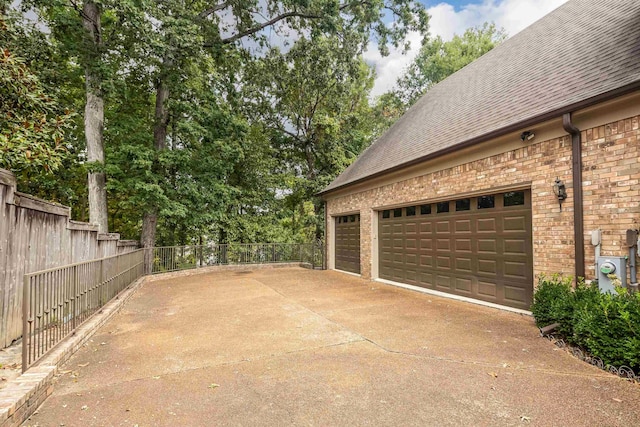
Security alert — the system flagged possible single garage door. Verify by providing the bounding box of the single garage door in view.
[335,214,360,274]
[379,191,533,309]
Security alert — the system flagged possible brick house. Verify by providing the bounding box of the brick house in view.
[319,0,640,312]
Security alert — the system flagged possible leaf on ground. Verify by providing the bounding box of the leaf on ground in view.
[209,383,220,389]
[152,376,161,380]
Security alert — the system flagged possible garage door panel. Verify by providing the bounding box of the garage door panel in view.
[504,261,527,279]
[436,275,452,290]
[455,257,472,273]
[405,222,417,233]
[478,281,497,298]
[478,239,497,254]
[503,215,527,232]
[420,255,433,267]
[477,218,497,232]
[437,239,450,250]
[478,259,497,275]
[455,239,472,252]
[378,191,533,309]
[504,285,527,304]
[418,272,435,288]
[405,269,417,284]
[455,278,472,293]
[406,253,418,266]
[436,221,450,233]
[437,256,452,269]
[420,239,433,250]
[504,239,526,255]
[419,221,433,233]
[455,219,472,233]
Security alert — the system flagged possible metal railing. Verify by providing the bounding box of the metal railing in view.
[150,242,325,274]
[21,241,325,371]
[22,250,144,371]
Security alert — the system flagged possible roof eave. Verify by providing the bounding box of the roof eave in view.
[318,80,640,198]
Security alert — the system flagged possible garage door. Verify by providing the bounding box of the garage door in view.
[379,191,533,309]
[335,214,360,274]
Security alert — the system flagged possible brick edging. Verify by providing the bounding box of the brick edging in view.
[0,276,147,427]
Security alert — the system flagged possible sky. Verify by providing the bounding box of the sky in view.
[367,0,570,97]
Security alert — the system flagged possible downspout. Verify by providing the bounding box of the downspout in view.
[324,200,328,270]
[562,113,586,279]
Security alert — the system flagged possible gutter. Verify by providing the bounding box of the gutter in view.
[319,81,640,198]
[562,113,586,279]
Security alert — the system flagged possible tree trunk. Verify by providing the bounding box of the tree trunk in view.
[140,73,170,254]
[141,210,158,274]
[82,1,108,233]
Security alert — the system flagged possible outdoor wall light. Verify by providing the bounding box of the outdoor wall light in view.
[553,177,567,211]
[520,131,535,141]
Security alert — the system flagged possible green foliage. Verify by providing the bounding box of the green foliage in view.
[243,34,381,239]
[395,23,506,107]
[572,287,640,369]
[531,274,574,330]
[0,16,74,175]
[532,275,640,370]
[4,0,430,246]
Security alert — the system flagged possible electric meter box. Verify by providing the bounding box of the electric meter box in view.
[597,256,627,293]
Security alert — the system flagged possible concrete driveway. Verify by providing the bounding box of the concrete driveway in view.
[25,267,640,426]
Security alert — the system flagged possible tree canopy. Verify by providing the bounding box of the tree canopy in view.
[0,16,74,177]
[395,23,506,107]
[2,2,508,247]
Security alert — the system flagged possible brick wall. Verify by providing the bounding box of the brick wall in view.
[326,114,639,285]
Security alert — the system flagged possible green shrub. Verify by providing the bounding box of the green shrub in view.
[531,274,574,331]
[572,288,640,370]
[532,275,640,371]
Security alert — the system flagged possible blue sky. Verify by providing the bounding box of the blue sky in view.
[423,0,472,11]
[368,0,570,96]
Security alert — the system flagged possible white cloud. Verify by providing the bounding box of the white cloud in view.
[367,0,570,98]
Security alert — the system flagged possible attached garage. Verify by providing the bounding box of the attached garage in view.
[378,191,533,310]
[321,0,640,311]
[335,214,360,274]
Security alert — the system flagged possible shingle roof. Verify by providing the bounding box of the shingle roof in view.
[321,0,640,195]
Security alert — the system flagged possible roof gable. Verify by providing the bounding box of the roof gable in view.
[323,0,640,194]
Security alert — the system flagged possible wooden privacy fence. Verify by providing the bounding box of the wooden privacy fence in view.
[0,169,138,348]
[22,250,144,372]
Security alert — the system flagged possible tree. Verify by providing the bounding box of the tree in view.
[395,23,506,107]
[11,0,429,249]
[243,35,379,238]
[137,0,430,250]
[81,1,108,233]
[0,15,74,177]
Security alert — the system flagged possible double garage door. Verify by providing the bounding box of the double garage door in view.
[379,191,533,310]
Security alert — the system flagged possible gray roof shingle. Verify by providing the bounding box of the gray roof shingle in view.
[322,0,640,194]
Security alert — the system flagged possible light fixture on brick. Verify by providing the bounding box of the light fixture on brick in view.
[520,131,535,141]
[553,177,567,211]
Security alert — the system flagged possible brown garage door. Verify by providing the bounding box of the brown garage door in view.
[335,214,360,274]
[379,191,533,310]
